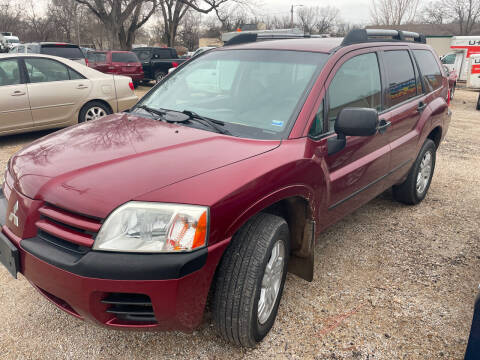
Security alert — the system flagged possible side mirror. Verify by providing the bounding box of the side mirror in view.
[328,108,379,155]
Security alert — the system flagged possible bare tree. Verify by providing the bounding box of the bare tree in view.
[0,0,22,33]
[421,0,480,34]
[314,6,340,34]
[74,0,158,49]
[370,0,421,25]
[296,6,340,34]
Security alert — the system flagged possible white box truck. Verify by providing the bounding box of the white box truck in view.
[441,36,480,81]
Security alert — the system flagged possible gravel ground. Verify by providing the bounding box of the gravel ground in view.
[0,89,479,359]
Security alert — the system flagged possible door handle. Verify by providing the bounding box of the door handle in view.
[11,90,25,96]
[417,101,427,112]
[377,119,391,134]
[76,84,88,89]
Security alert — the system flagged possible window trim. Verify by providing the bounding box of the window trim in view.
[20,56,86,84]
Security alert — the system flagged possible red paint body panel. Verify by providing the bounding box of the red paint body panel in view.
[1,38,451,332]
[89,51,144,82]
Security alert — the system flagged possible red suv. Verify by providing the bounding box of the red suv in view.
[0,29,450,347]
[87,50,144,86]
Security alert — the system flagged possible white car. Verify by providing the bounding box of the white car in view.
[0,53,138,137]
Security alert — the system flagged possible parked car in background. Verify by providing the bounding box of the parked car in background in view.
[0,32,19,52]
[0,53,137,136]
[0,29,450,347]
[132,46,186,82]
[9,42,87,66]
[87,50,144,87]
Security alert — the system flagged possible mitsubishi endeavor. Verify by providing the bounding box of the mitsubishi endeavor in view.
[0,29,451,347]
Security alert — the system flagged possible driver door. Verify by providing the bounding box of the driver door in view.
[309,50,391,229]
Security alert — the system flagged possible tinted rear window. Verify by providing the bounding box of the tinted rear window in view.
[41,45,84,59]
[414,50,443,93]
[134,50,151,61]
[111,52,139,63]
[383,50,417,107]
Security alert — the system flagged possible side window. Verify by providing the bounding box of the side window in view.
[308,101,324,138]
[16,45,24,53]
[383,50,417,107]
[154,50,170,59]
[414,49,443,93]
[0,59,21,86]
[24,58,70,83]
[135,50,150,61]
[327,52,381,131]
[441,53,456,65]
[68,68,84,80]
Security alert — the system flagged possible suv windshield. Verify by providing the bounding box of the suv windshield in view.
[136,49,328,139]
[112,52,139,63]
[41,45,84,59]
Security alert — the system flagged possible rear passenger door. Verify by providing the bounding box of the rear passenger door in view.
[378,47,426,183]
[0,58,32,133]
[23,57,91,126]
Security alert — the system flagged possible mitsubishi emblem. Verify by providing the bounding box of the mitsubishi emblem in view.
[9,201,19,227]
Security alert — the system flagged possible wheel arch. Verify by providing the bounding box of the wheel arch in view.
[224,186,317,282]
[427,126,442,149]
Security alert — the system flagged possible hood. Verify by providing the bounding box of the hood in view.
[9,113,280,218]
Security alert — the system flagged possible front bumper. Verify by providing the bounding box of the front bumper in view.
[0,188,229,331]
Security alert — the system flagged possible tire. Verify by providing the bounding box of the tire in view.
[212,213,290,347]
[476,93,480,111]
[393,139,436,205]
[450,85,455,100]
[79,101,112,123]
[154,70,167,83]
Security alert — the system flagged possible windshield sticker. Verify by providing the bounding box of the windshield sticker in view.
[271,120,284,127]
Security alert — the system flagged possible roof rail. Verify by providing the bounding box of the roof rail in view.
[341,28,426,46]
[224,32,328,46]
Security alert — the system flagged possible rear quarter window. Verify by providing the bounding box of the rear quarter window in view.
[414,49,443,93]
[111,52,139,63]
[134,50,151,61]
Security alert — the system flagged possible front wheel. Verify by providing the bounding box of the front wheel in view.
[393,139,436,205]
[212,213,290,347]
[476,93,480,110]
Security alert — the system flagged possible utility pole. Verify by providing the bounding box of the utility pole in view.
[290,4,303,29]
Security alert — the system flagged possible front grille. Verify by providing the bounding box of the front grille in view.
[36,204,102,248]
[102,293,157,323]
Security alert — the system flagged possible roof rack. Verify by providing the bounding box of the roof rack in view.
[341,29,426,46]
[224,32,328,46]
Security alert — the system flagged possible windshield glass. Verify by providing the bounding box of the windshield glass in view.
[136,49,328,139]
[7,39,19,44]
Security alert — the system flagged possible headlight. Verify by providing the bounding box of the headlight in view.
[93,202,208,253]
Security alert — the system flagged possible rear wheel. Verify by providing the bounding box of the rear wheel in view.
[450,84,455,100]
[79,101,112,123]
[476,92,480,110]
[212,213,290,347]
[393,139,436,205]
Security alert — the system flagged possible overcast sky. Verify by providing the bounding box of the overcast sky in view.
[33,0,371,26]
[256,0,371,24]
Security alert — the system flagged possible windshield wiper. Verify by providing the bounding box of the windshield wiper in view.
[136,105,167,119]
[182,110,231,135]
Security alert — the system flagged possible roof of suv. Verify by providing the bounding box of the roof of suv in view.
[221,29,428,54]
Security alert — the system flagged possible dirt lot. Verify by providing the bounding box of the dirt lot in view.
[0,89,479,359]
